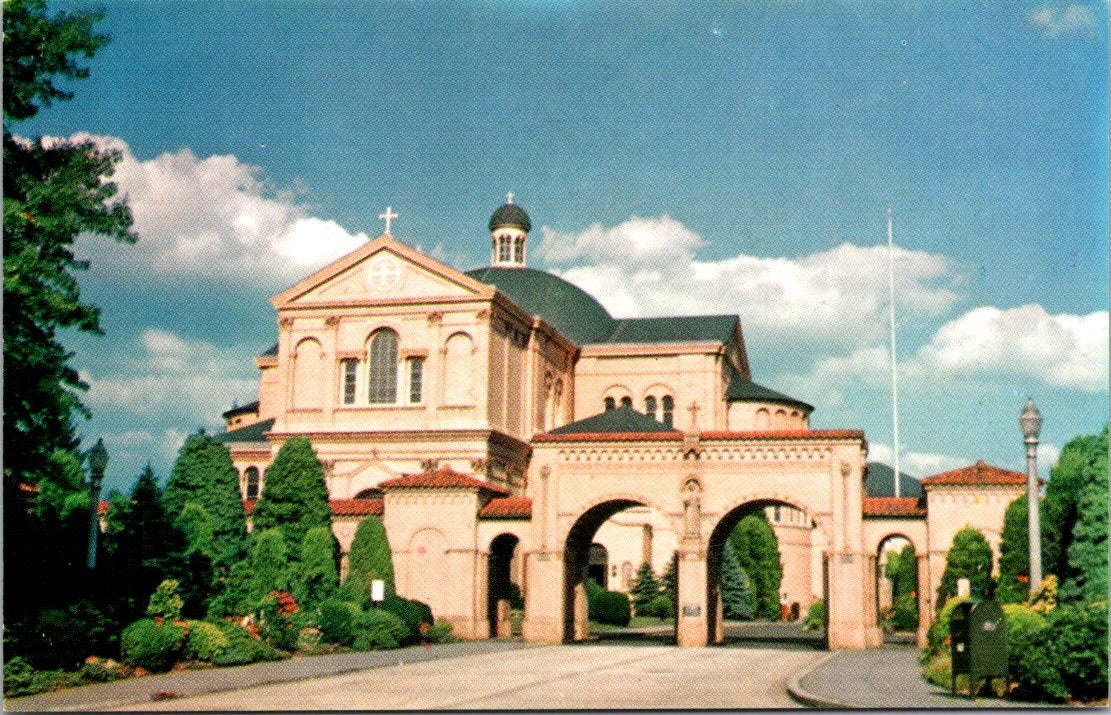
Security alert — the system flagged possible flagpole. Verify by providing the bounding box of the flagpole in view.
[887,206,901,497]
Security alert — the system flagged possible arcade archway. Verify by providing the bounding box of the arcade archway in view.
[487,533,520,638]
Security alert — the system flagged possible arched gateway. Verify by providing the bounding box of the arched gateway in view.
[522,428,881,648]
[217,196,1026,651]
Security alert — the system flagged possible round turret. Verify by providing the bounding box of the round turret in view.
[489,193,530,267]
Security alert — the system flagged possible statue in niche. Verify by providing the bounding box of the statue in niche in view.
[682,478,702,539]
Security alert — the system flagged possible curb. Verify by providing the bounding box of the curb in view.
[786,651,857,709]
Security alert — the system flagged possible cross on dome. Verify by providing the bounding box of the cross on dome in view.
[378,206,398,235]
[505,192,514,204]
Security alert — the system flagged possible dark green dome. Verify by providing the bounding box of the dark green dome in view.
[465,266,614,345]
[488,202,531,232]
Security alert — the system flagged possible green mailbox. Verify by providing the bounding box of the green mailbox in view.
[950,599,1007,697]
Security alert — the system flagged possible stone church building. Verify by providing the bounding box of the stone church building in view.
[218,198,1027,648]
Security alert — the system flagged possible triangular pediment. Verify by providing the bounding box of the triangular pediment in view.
[272,235,494,309]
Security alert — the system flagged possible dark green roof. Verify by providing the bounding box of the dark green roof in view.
[466,266,616,344]
[604,315,737,345]
[726,367,813,411]
[865,462,923,498]
[548,405,677,435]
[216,418,275,443]
[488,202,531,232]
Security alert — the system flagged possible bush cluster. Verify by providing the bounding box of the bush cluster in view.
[1008,602,1108,703]
[183,620,228,662]
[643,594,675,620]
[3,657,84,698]
[352,608,409,651]
[120,619,186,673]
[588,587,631,626]
[209,620,287,666]
[803,599,825,631]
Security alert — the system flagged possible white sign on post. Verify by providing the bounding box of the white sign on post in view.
[371,579,385,604]
[957,578,971,598]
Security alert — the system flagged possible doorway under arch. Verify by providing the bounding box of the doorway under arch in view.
[875,533,920,644]
[487,533,520,638]
[706,499,826,649]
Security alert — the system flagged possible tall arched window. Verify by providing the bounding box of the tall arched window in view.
[443,332,475,405]
[367,329,399,403]
[604,397,616,412]
[645,396,658,420]
[292,338,324,410]
[661,396,674,428]
[244,467,260,500]
[620,396,632,409]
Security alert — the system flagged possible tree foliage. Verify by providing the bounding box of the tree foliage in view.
[1041,430,1102,582]
[936,527,993,609]
[720,540,755,620]
[252,437,332,550]
[1060,426,1108,605]
[729,513,782,619]
[295,526,339,611]
[344,515,395,600]
[629,562,659,610]
[163,431,248,578]
[3,0,135,488]
[997,495,1037,603]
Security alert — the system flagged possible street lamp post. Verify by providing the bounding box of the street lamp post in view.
[1019,399,1042,594]
[87,438,109,570]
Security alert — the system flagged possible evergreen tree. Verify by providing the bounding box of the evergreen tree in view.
[629,562,659,611]
[659,557,677,598]
[730,513,782,619]
[241,528,293,608]
[343,515,395,600]
[997,495,1037,603]
[162,431,248,576]
[102,465,179,617]
[1061,427,1108,604]
[171,503,217,617]
[252,437,332,550]
[720,541,755,620]
[936,526,993,609]
[296,526,339,610]
[1042,430,1102,581]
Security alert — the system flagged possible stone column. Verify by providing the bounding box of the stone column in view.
[916,553,931,647]
[675,548,708,647]
[521,549,564,644]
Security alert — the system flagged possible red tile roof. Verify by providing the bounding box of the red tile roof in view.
[331,498,384,516]
[243,498,384,516]
[378,466,510,496]
[920,460,1028,486]
[863,497,926,517]
[479,496,532,518]
[534,428,865,444]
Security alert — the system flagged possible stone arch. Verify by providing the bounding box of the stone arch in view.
[872,532,925,640]
[292,337,325,409]
[487,533,520,637]
[704,495,820,646]
[560,495,668,642]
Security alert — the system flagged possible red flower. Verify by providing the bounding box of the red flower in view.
[269,590,298,616]
[1016,574,1029,584]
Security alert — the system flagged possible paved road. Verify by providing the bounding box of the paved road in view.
[116,644,819,711]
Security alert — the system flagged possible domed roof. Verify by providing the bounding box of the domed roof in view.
[488,201,531,232]
[465,266,614,345]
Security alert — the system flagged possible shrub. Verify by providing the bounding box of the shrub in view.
[1001,603,1047,679]
[921,650,951,690]
[295,527,339,610]
[381,595,433,642]
[210,621,287,666]
[589,589,631,626]
[892,593,918,632]
[120,619,185,672]
[256,591,299,650]
[352,608,408,651]
[423,618,455,644]
[146,580,185,621]
[184,620,228,662]
[2,658,84,697]
[645,594,675,620]
[24,600,119,670]
[803,599,825,631]
[925,595,969,655]
[318,599,357,646]
[346,516,395,598]
[1041,602,1108,702]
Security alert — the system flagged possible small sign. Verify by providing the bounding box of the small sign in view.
[371,579,385,603]
[682,605,701,617]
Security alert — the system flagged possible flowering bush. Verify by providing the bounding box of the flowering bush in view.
[120,619,186,673]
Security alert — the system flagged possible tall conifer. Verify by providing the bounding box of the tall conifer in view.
[730,514,782,619]
[936,526,993,609]
[344,515,395,600]
[252,437,332,550]
[720,541,755,620]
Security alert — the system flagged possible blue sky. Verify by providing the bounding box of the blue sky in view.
[19,1,1107,495]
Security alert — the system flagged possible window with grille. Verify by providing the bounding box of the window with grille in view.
[367,329,398,403]
[341,359,358,405]
[408,357,424,404]
[662,395,674,428]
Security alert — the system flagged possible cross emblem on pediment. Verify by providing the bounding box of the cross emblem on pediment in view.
[367,254,402,291]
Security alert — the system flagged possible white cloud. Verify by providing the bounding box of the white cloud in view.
[908,305,1108,392]
[58,133,369,285]
[537,216,961,349]
[99,428,191,485]
[84,328,258,425]
[1027,3,1098,37]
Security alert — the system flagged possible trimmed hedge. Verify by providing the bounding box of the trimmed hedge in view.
[352,608,409,651]
[184,620,228,662]
[120,619,186,672]
[380,595,433,643]
[588,589,631,626]
[210,621,287,666]
[318,599,358,646]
